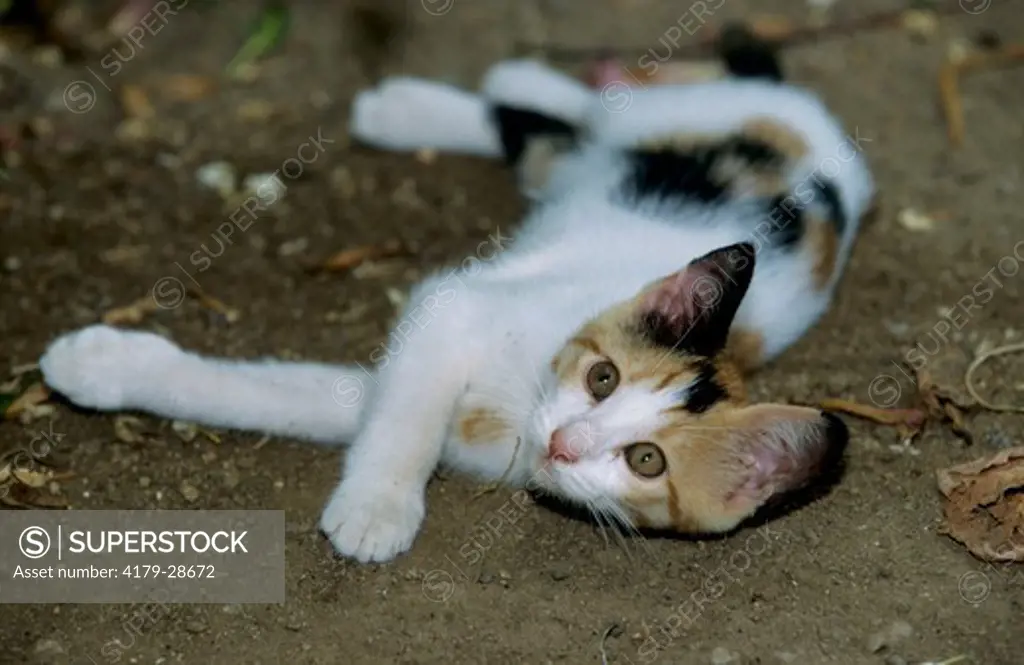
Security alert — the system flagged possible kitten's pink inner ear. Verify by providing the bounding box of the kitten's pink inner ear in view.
[637,243,754,331]
[639,270,704,331]
[719,406,847,513]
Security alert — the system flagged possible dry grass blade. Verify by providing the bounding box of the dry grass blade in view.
[312,239,411,274]
[102,295,161,325]
[120,84,154,119]
[164,74,217,102]
[473,437,523,499]
[963,342,1024,414]
[820,398,928,428]
[3,381,51,421]
[515,1,985,63]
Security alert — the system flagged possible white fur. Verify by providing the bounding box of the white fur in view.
[40,60,874,563]
[480,59,595,124]
[350,77,502,157]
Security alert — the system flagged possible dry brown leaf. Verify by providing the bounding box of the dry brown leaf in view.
[3,482,69,509]
[12,467,50,488]
[819,398,927,442]
[102,295,160,325]
[916,367,976,444]
[100,245,150,265]
[4,382,52,421]
[165,74,216,101]
[314,240,411,273]
[120,84,155,119]
[937,446,1024,563]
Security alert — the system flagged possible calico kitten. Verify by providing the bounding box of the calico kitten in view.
[39,28,874,563]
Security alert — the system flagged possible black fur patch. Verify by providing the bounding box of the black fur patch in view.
[491,105,578,167]
[717,22,784,82]
[762,180,846,251]
[765,193,806,249]
[635,243,756,359]
[681,360,728,413]
[622,138,784,205]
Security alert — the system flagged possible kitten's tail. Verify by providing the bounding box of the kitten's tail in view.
[715,22,785,83]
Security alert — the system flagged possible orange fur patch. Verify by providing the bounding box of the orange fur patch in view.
[741,117,809,162]
[805,214,839,289]
[457,406,512,445]
[725,328,765,375]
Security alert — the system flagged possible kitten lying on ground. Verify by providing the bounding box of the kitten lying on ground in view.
[40,27,874,563]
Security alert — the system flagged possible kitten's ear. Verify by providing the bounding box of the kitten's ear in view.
[635,242,755,358]
[683,405,848,532]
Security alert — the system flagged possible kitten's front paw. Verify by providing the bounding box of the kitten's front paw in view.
[39,324,182,411]
[319,479,426,563]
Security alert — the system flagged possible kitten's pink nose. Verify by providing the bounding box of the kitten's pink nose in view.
[547,428,580,463]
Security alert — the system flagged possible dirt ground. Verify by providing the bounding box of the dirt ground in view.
[2,0,1023,663]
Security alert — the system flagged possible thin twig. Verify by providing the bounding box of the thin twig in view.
[599,623,617,665]
[964,342,1024,414]
[472,437,523,498]
[514,0,997,63]
[940,44,1024,147]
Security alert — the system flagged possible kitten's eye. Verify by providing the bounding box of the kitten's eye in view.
[586,361,620,401]
[624,442,666,478]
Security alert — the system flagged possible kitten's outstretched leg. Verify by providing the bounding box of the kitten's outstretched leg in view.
[480,59,595,127]
[349,60,596,161]
[350,77,503,157]
[39,325,368,445]
[319,274,479,563]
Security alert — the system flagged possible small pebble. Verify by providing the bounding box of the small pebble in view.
[548,564,572,581]
[33,638,64,656]
[4,256,21,272]
[898,207,935,232]
[138,476,151,488]
[277,238,309,257]
[179,482,200,503]
[184,620,207,634]
[222,468,241,489]
[243,172,287,203]
[196,161,237,198]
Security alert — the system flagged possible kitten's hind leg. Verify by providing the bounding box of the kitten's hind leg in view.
[39,325,369,445]
[350,77,503,157]
[480,60,596,198]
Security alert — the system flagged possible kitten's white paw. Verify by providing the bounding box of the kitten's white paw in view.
[350,78,500,157]
[319,478,425,563]
[39,324,182,411]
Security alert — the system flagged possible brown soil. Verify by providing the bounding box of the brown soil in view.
[2,1,1023,664]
